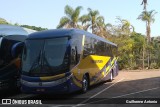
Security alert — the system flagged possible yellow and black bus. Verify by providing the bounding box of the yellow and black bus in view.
[21,29,118,94]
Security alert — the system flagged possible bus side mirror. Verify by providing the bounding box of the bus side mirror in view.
[83,52,88,58]
[11,42,24,58]
[71,46,79,64]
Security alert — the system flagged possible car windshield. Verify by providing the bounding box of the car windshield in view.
[22,37,70,76]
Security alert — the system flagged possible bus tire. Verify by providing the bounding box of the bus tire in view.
[81,75,89,93]
[108,70,113,82]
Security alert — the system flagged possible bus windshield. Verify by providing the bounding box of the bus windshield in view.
[0,36,3,67]
[22,37,70,76]
[0,37,18,68]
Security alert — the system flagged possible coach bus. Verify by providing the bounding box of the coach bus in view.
[21,29,118,94]
[0,24,36,91]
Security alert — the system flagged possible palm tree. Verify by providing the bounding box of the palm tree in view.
[57,5,83,28]
[79,14,90,30]
[137,10,157,68]
[80,8,104,34]
[137,10,157,43]
[94,16,107,37]
[122,20,135,35]
[116,17,134,36]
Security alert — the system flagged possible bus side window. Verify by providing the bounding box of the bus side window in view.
[71,38,81,66]
[105,44,110,56]
[83,36,92,58]
[71,46,78,64]
[95,40,101,56]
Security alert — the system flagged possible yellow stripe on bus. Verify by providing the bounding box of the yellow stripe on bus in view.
[40,73,65,81]
[72,76,82,88]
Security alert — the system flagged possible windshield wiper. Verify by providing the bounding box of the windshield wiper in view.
[29,50,42,74]
[42,51,53,73]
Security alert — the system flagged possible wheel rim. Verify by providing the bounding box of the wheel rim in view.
[83,78,88,91]
[111,72,113,80]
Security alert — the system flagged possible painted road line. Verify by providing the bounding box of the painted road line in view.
[87,87,160,104]
[53,105,75,107]
[72,78,125,107]
[112,87,160,98]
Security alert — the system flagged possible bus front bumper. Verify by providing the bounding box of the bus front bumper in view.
[21,81,69,94]
[21,75,81,94]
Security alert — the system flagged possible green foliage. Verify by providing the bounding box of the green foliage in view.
[109,34,135,70]
[137,10,157,43]
[80,8,104,34]
[150,63,159,69]
[57,5,83,28]
[0,18,9,24]
[1,6,159,70]
[107,16,160,70]
[20,25,48,31]
[137,10,157,23]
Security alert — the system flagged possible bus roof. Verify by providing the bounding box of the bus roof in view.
[27,28,117,46]
[0,24,36,41]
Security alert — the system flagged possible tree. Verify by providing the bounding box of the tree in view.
[20,25,48,31]
[80,8,104,34]
[57,5,83,28]
[122,20,135,35]
[94,16,110,38]
[130,33,146,69]
[137,10,157,43]
[150,37,160,68]
[137,10,157,68]
[109,34,134,70]
[116,17,134,36]
[0,18,9,24]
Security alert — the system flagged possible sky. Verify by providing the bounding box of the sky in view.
[0,0,159,37]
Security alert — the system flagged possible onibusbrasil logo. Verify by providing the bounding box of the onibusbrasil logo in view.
[1,99,42,104]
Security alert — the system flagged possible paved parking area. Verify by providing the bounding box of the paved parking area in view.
[0,70,160,107]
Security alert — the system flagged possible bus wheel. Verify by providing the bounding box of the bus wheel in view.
[109,71,113,82]
[82,75,88,93]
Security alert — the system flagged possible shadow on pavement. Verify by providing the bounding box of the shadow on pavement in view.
[0,76,160,105]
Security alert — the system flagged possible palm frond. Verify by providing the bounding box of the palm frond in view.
[57,17,70,28]
[96,16,105,27]
[87,8,99,17]
[97,16,104,22]
[105,23,112,27]
[72,6,83,23]
[65,5,74,19]
[137,10,157,23]
[87,8,92,13]
[79,15,91,25]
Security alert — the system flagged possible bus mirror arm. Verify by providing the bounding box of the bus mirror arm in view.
[11,42,24,58]
[83,53,87,58]
[75,46,78,63]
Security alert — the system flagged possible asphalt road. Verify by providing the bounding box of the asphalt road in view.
[1,70,160,107]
